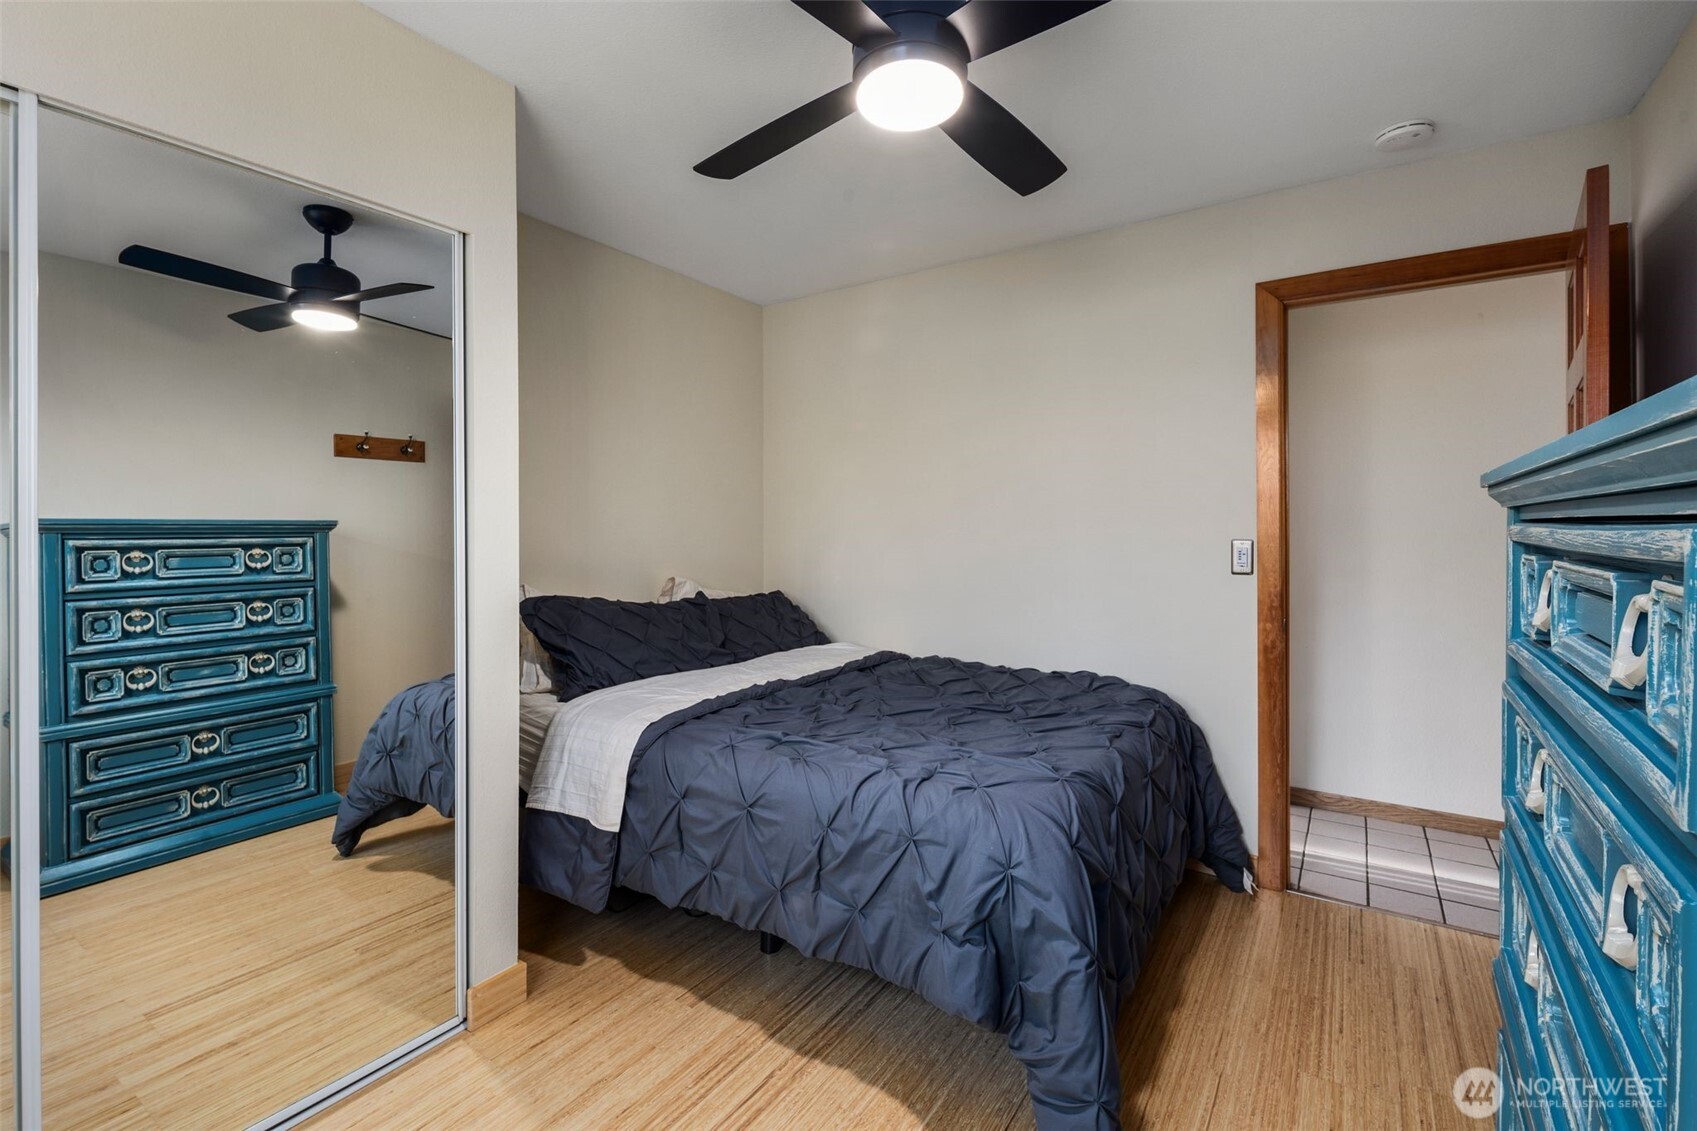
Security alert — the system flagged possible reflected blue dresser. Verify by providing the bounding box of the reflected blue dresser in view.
[40,520,339,895]
[1483,379,1697,1130]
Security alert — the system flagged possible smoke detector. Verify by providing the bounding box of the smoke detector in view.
[1375,120,1437,152]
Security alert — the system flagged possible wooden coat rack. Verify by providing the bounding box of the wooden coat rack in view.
[333,432,426,463]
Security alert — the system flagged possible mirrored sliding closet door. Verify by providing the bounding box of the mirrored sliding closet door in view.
[29,105,461,1128]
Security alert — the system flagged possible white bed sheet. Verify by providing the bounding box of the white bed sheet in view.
[525,643,875,832]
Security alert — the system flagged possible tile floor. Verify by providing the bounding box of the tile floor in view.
[1288,804,1501,935]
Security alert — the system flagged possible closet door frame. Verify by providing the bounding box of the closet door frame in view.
[2,88,474,1129]
[5,84,43,1131]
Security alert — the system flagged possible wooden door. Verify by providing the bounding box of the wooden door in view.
[1566,165,1633,430]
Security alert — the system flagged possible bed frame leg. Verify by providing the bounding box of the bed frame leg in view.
[759,931,785,955]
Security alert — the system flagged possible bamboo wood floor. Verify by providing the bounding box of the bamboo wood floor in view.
[316,876,1499,1129]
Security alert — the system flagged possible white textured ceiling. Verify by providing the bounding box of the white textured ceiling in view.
[371,0,1694,305]
[37,108,455,336]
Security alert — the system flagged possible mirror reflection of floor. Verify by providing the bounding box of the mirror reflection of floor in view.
[38,808,454,1129]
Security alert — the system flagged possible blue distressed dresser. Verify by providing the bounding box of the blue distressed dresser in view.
[1483,378,1697,1130]
[39,520,340,895]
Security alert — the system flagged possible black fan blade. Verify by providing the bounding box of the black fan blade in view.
[227,303,296,332]
[940,81,1066,196]
[695,84,858,180]
[867,0,968,20]
[946,0,1109,60]
[119,245,292,302]
[792,0,893,43]
[334,282,433,303]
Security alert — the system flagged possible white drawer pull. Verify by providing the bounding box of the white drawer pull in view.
[247,652,275,676]
[1523,749,1549,816]
[189,785,220,811]
[1530,569,1554,633]
[1603,864,1644,970]
[189,731,220,756]
[124,666,157,692]
[1610,592,1653,689]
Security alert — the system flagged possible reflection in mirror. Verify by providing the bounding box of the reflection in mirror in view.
[33,107,456,1127]
[1,93,16,1131]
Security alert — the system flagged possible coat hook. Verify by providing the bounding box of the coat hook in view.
[356,432,371,453]
[400,435,415,456]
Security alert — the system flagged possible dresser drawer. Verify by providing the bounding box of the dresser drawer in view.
[53,698,325,797]
[67,753,321,860]
[1508,525,1695,833]
[63,637,318,719]
[1507,814,1668,1131]
[1515,691,1682,1062]
[62,535,314,593]
[1511,642,1693,836]
[1502,706,1686,1128]
[1550,561,1658,700]
[62,587,315,657]
[1499,843,1578,1131]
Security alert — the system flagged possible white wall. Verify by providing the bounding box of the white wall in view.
[519,216,763,599]
[1,0,520,984]
[763,118,1631,850]
[36,253,454,772]
[1287,276,1566,819]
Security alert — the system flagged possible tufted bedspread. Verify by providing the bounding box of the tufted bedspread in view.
[520,650,1250,1130]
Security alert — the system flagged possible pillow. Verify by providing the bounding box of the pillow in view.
[709,591,830,663]
[519,583,554,693]
[520,593,732,700]
[657,576,742,602]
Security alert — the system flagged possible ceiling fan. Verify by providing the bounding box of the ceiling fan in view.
[118,204,433,333]
[694,0,1108,196]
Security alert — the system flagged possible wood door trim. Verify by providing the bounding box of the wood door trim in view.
[1254,228,1593,891]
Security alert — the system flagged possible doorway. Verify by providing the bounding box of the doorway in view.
[1281,275,1565,930]
[1253,227,1629,893]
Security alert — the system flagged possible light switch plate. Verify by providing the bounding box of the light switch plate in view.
[1231,539,1255,575]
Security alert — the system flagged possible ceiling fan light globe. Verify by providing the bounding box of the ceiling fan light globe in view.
[290,303,359,332]
[855,54,964,132]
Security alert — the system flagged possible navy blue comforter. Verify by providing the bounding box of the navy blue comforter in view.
[331,674,455,857]
[520,651,1251,1130]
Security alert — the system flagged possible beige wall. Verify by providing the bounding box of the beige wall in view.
[763,118,1630,846]
[519,216,763,599]
[36,253,454,772]
[1288,276,1566,819]
[1631,11,1697,396]
[1,0,520,984]
[1632,12,1697,262]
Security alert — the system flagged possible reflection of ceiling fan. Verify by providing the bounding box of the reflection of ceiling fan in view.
[118,204,433,333]
[694,0,1109,195]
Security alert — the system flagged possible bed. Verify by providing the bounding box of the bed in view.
[335,591,1252,1131]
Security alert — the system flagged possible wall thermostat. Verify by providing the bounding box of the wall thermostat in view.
[1231,539,1255,575]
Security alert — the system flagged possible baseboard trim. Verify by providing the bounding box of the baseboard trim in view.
[1291,787,1503,839]
[335,761,353,793]
[466,961,528,1031]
